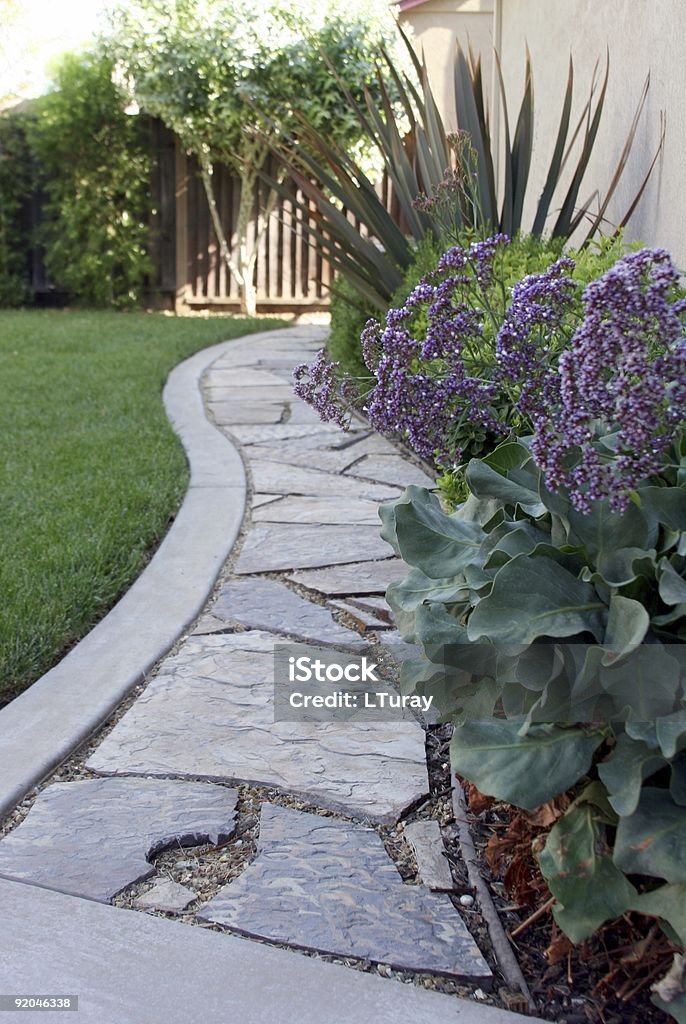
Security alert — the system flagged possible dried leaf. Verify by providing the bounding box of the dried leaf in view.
[545,924,574,966]
[525,794,571,828]
[466,781,494,815]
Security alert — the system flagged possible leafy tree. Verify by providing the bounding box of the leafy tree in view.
[105,0,397,315]
[0,110,32,305]
[27,50,152,307]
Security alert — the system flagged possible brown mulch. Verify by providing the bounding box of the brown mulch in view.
[463,780,680,1023]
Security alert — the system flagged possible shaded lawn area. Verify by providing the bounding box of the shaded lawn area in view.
[0,310,288,704]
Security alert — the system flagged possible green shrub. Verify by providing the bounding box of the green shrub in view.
[28,50,152,307]
[0,112,32,306]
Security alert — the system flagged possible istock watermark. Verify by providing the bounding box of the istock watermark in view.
[273,644,434,722]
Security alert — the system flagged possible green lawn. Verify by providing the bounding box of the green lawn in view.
[0,310,287,705]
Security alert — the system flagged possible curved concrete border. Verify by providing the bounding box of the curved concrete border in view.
[0,331,288,819]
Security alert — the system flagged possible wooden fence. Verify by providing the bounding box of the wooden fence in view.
[175,146,333,312]
[28,119,397,314]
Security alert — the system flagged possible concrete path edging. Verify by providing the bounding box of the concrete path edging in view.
[0,331,274,819]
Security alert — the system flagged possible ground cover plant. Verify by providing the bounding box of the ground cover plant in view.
[0,310,284,704]
[295,241,686,1020]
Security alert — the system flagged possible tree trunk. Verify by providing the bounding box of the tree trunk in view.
[199,148,284,318]
[197,157,251,311]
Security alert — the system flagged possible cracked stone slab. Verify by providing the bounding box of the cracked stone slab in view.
[208,401,286,425]
[198,804,490,981]
[249,461,399,501]
[345,454,434,489]
[244,434,402,475]
[234,524,394,573]
[288,560,410,596]
[328,600,394,633]
[283,403,326,425]
[206,386,295,404]
[0,778,238,903]
[195,577,366,648]
[226,423,352,445]
[134,878,197,913]
[404,820,455,891]
[252,496,383,525]
[346,596,394,624]
[86,633,428,823]
[204,367,291,388]
[251,493,282,509]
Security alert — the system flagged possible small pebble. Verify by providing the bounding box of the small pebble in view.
[459,894,475,907]
[235,839,243,846]
[474,988,487,1001]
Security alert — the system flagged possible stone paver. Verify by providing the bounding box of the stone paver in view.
[86,632,428,824]
[234,523,395,573]
[1,876,531,1024]
[0,778,238,902]
[404,820,456,891]
[248,460,400,500]
[199,804,490,981]
[193,577,365,648]
[346,454,435,489]
[288,559,410,595]
[134,878,197,913]
[208,401,286,425]
[328,600,394,633]
[243,433,403,474]
[251,495,383,525]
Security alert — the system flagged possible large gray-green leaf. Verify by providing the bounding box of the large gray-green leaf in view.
[632,884,686,948]
[450,721,605,810]
[614,788,686,883]
[638,486,686,532]
[596,546,656,587]
[414,601,468,650]
[481,521,550,570]
[603,595,650,657]
[657,711,686,759]
[378,485,439,554]
[465,458,544,515]
[467,553,605,643]
[394,498,486,578]
[568,499,656,561]
[386,567,468,614]
[538,803,637,943]
[659,559,686,606]
[598,734,666,816]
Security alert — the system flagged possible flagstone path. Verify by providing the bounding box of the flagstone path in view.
[0,326,533,1023]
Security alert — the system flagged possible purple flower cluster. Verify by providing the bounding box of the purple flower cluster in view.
[293,350,349,429]
[358,237,510,465]
[532,249,686,512]
[495,257,577,416]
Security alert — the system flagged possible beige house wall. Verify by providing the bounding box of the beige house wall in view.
[495,0,685,261]
[397,0,495,131]
[397,0,684,263]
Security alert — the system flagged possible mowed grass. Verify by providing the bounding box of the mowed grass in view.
[0,310,287,704]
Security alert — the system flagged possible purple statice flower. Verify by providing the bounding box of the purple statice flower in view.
[356,236,512,465]
[532,249,686,512]
[293,350,348,429]
[495,257,577,417]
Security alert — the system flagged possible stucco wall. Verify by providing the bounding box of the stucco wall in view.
[495,0,685,262]
[398,0,495,131]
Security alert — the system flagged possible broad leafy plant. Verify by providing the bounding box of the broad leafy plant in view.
[296,242,686,1019]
